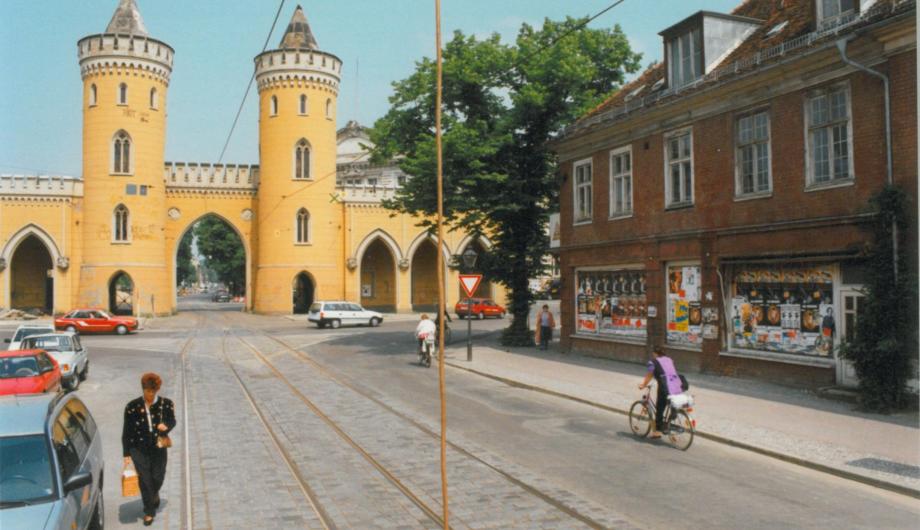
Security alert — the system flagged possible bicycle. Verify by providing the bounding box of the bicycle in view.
[628,384,696,451]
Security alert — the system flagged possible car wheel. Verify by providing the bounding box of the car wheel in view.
[66,325,78,334]
[88,491,104,530]
[80,362,89,381]
[369,318,381,327]
[477,312,484,320]
[116,325,128,335]
[330,319,341,329]
[67,376,79,392]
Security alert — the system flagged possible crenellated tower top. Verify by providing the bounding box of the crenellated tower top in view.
[254,5,342,94]
[77,0,173,84]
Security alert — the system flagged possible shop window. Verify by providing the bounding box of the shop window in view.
[729,264,835,357]
[575,269,647,341]
[665,129,693,207]
[806,85,852,186]
[609,147,632,217]
[573,159,592,224]
[735,110,771,196]
[666,264,702,346]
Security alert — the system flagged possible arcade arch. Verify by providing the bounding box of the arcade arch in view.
[292,271,315,314]
[2,224,61,315]
[172,213,250,311]
[108,271,134,315]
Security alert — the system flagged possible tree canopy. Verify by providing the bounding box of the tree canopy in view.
[371,17,642,343]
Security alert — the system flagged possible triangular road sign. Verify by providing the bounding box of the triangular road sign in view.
[459,274,483,298]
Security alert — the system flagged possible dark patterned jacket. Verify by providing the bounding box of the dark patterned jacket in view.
[122,396,176,457]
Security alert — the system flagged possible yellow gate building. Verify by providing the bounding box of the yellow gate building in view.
[0,1,502,316]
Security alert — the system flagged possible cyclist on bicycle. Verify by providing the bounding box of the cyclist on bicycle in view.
[639,347,684,439]
[415,313,436,354]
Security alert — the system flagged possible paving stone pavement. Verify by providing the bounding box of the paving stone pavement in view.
[238,331,640,529]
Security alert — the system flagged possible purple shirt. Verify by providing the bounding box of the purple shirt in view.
[647,356,684,395]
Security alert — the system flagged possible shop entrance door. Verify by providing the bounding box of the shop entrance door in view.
[836,288,864,388]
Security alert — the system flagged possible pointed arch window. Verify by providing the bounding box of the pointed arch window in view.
[299,94,308,115]
[118,83,128,105]
[89,84,97,106]
[113,204,130,242]
[296,208,310,244]
[294,139,311,180]
[150,87,158,109]
[112,130,132,174]
[270,95,278,116]
[325,98,332,119]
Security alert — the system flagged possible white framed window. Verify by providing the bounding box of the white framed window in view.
[325,98,332,119]
[270,95,278,116]
[113,204,130,242]
[149,87,158,110]
[299,94,308,115]
[818,0,856,26]
[112,130,132,174]
[573,158,593,224]
[735,110,771,197]
[89,84,97,106]
[293,139,311,180]
[667,28,702,88]
[118,83,128,105]
[295,208,310,244]
[665,128,693,207]
[806,84,853,186]
[609,147,632,218]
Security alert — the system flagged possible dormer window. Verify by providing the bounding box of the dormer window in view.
[667,28,702,88]
[818,0,856,27]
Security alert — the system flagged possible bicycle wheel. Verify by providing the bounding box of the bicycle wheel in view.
[667,409,695,450]
[628,401,652,437]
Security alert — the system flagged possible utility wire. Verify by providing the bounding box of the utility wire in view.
[217,0,286,164]
[515,0,628,68]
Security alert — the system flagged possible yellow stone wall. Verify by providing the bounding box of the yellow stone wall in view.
[254,78,344,313]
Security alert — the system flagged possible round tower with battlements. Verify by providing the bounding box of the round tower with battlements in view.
[77,0,173,315]
[254,5,344,313]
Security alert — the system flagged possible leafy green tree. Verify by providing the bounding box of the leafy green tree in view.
[193,216,245,296]
[176,230,196,287]
[840,186,917,411]
[372,18,641,344]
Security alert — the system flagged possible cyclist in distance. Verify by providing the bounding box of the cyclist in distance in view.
[415,313,436,354]
[638,347,684,439]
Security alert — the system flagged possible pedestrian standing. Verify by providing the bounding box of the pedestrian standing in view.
[122,372,176,526]
[535,304,556,350]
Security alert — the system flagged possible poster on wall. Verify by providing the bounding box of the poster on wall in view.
[667,265,702,346]
[576,269,647,340]
[730,264,834,356]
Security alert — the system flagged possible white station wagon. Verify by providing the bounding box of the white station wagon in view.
[308,301,384,329]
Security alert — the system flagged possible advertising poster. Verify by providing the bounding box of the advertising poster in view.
[667,265,702,346]
[576,270,647,340]
[731,265,833,356]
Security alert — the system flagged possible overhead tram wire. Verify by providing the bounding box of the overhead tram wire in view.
[216,0,286,165]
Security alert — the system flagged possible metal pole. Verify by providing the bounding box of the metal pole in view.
[467,297,472,361]
[433,0,449,527]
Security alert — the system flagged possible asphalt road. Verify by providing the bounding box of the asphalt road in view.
[3,301,917,529]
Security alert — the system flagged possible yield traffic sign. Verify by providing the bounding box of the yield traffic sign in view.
[458,274,483,298]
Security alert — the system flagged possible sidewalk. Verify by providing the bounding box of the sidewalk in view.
[442,333,920,496]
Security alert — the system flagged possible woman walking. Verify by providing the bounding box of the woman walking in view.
[122,372,176,526]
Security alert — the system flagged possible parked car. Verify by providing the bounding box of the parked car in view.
[211,291,231,303]
[455,298,506,319]
[0,350,62,396]
[0,393,104,529]
[19,333,88,391]
[308,301,384,329]
[55,309,138,335]
[5,324,56,351]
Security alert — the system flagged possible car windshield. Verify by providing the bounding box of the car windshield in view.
[22,336,70,352]
[12,328,51,342]
[0,356,40,379]
[0,435,56,508]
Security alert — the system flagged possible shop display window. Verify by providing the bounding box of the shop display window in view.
[730,265,834,357]
[575,269,647,341]
[666,265,703,346]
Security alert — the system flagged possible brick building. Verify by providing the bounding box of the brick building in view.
[551,0,916,388]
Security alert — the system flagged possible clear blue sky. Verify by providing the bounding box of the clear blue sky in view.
[0,0,739,177]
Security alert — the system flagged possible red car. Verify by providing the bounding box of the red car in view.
[55,309,138,335]
[0,349,62,395]
[455,298,506,319]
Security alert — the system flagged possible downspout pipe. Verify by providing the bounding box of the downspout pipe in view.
[836,38,897,283]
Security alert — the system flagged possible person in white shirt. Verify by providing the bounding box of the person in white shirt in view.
[415,313,436,353]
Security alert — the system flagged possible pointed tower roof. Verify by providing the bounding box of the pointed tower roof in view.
[279,5,318,49]
[105,0,148,36]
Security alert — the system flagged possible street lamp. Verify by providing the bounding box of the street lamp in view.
[462,247,478,362]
